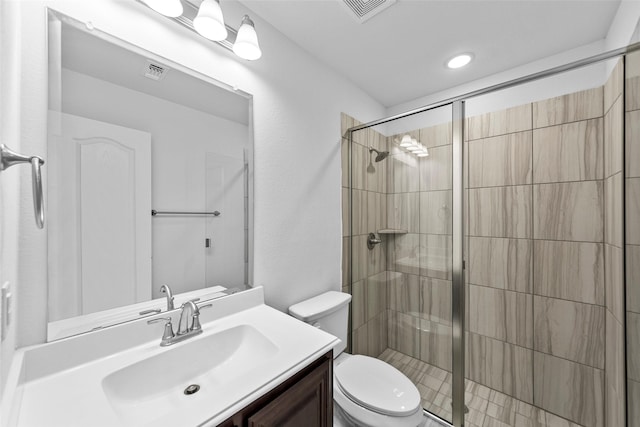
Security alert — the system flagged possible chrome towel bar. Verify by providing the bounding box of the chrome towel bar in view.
[151,210,221,217]
[0,144,45,229]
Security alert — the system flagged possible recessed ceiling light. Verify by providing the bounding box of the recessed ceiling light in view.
[447,53,473,69]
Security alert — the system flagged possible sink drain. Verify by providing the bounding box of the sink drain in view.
[184,384,200,395]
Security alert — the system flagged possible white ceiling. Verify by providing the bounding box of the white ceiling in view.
[62,25,250,125]
[239,0,622,107]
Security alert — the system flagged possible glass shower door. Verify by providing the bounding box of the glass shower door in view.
[343,104,456,425]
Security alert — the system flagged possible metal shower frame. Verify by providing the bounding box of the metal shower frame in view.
[345,40,640,427]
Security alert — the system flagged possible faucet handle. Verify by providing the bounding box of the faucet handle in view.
[139,308,162,316]
[191,304,212,332]
[192,298,213,314]
[147,317,175,341]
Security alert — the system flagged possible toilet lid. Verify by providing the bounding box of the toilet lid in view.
[335,355,420,417]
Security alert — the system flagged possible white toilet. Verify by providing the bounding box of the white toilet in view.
[289,291,424,427]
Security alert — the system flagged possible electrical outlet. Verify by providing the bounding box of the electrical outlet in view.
[1,282,10,341]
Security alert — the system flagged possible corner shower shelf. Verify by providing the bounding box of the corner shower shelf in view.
[377,229,408,235]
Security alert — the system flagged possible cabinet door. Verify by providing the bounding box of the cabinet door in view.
[246,357,332,427]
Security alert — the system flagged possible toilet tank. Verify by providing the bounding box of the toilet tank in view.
[289,291,352,358]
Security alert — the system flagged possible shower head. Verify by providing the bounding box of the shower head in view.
[369,147,389,162]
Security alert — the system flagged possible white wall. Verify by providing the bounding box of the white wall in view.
[12,0,386,348]
[0,0,22,402]
[62,69,249,300]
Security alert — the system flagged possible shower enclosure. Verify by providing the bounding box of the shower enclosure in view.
[342,44,637,427]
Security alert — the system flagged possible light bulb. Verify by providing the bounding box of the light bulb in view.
[399,135,413,147]
[193,0,227,41]
[233,15,262,60]
[142,0,183,17]
[408,138,421,150]
[417,145,429,157]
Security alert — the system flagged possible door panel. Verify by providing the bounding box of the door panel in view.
[48,112,152,319]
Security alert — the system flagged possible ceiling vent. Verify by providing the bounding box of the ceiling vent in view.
[340,0,397,23]
[143,61,168,81]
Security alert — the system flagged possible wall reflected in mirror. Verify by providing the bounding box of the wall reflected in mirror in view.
[46,11,253,340]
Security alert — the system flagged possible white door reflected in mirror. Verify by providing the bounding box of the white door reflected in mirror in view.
[48,113,152,321]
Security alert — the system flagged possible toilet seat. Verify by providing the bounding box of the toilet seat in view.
[334,355,421,417]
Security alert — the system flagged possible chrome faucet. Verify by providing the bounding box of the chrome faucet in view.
[160,284,174,310]
[177,300,198,335]
[147,300,212,347]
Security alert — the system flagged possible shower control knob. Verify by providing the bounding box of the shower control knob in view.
[367,232,382,250]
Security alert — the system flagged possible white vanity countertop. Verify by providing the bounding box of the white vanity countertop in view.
[6,287,338,427]
[46,285,231,341]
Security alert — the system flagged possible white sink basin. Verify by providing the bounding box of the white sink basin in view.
[8,288,340,427]
[102,324,278,425]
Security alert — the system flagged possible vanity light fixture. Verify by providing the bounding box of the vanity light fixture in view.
[447,53,473,69]
[396,135,420,149]
[193,0,227,41]
[416,147,429,157]
[233,15,262,60]
[142,0,183,17]
[399,134,413,147]
[415,138,429,156]
[395,135,429,158]
[139,0,262,60]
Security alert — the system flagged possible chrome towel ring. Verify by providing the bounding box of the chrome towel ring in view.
[0,144,45,229]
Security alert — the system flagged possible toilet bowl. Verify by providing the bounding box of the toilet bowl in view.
[288,292,424,427]
[333,353,424,427]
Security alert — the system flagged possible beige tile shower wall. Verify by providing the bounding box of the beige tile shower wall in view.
[532,88,607,427]
[341,113,388,358]
[603,58,625,427]
[386,122,454,373]
[467,104,535,406]
[626,51,640,427]
[466,84,613,427]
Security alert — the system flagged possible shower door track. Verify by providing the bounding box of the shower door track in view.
[345,39,640,427]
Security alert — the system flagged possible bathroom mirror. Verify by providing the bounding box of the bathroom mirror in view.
[46,10,253,340]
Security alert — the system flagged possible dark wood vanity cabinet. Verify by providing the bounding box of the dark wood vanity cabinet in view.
[217,350,333,427]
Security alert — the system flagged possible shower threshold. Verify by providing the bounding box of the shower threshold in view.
[378,349,583,427]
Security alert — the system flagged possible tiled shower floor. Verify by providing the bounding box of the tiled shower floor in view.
[378,349,583,427]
